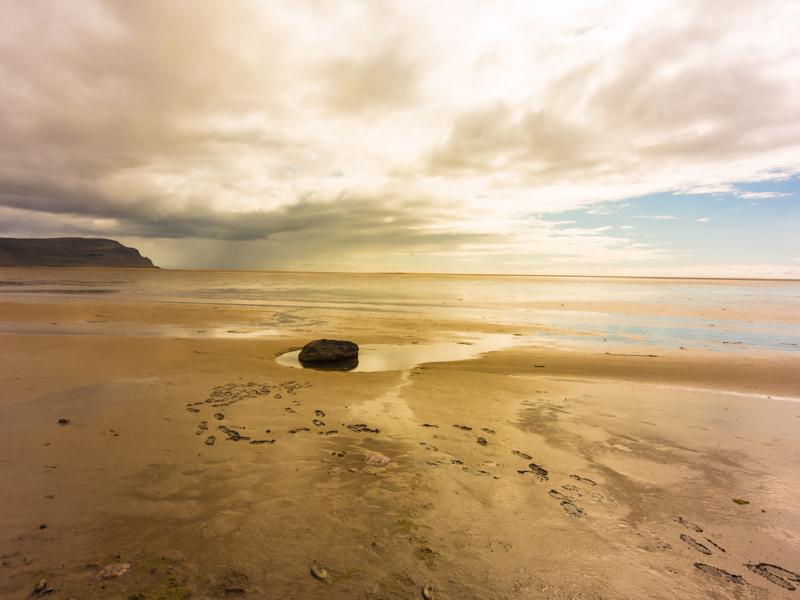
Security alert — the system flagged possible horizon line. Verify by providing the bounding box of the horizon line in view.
[6,264,797,282]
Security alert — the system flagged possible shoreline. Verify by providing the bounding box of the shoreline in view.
[4,264,800,282]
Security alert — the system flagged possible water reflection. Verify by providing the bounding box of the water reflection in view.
[296,355,359,372]
[276,334,518,372]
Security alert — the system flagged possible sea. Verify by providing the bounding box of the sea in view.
[1,268,798,354]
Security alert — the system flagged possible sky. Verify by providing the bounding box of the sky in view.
[1,0,799,277]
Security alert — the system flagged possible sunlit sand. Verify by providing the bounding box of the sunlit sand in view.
[1,268,798,598]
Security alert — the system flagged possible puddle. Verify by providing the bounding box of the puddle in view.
[275,334,518,372]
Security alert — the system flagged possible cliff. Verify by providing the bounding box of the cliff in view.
[0,238,157,268]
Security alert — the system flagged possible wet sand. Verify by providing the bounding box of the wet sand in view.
[1,286,800,599]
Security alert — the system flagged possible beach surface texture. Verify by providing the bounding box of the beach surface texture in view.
[1,268,799,599]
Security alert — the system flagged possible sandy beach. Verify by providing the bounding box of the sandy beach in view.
[4,0,800,596]
[1,269,799,599]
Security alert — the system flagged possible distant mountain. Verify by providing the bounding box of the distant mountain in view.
[0,238,157,268]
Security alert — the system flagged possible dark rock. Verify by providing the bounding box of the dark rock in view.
[57,418,70,425]
[298,339,359,364]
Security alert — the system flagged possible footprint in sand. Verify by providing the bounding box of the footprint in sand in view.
[569,474,596,486]
[745,563,800,591]
[680,534,711,555]
[518,462,548,481]
[673,516,800,592]
[693,563,745,585]
[218,426,250,441]
[589,491,617,504]
[548,489,584,517]
[673,516,703,533]
[346,423,380,433]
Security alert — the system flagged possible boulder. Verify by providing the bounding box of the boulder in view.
[298,339,359,363]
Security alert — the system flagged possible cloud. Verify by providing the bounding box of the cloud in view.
[425,0,800,206]
[696,217,710,223]
[634,215,679,221]
[679,184,738,195]
[0,0,798,272]
[737,191,792,199]
[319,44,421,115]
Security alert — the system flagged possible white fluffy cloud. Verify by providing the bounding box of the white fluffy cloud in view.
[0,0,798,271]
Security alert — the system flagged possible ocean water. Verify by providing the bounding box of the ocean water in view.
[1,268,798,353]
